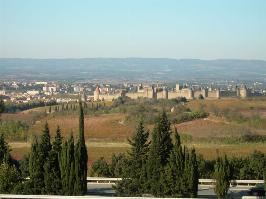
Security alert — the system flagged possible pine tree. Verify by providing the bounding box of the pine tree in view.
[74,100,88,195]
[115,120,150,196]
[146,111,173,197]
[0,163,20,193]
[128,120,149,179]
[214,155,231,199]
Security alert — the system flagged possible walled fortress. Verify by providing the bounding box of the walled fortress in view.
[93,83,249,102]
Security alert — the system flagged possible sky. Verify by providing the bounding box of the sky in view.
[0,0,266,59]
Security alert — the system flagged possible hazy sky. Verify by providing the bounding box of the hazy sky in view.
[1,0,266,59]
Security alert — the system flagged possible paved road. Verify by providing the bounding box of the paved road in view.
[87,184,251,198]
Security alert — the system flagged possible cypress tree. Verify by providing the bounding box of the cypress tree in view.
[214,155,231,199]
[190,148,199,198]
[44,126,63,194]
[53,126,62,153]
[160,129,199,198]
[0,134,10,164]
[44,150,62,194]
[73,101,88,195]
[60,134,75,195]
[39,122,52,160]
[29,122,51,194]
[0,99,4,114]
[147,127,163,196]
[163,130,184,197]
[153,111,173,165]
[28,136,44,194]
[0,99,5,120]
[146,111,173,197]
[182,147,198,197]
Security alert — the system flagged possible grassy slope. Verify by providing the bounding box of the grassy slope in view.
[5,98,266,161]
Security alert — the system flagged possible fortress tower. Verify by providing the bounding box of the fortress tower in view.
[162,87,168,99]
[236,85,248,98]
[239,85,247,98]
[94,86,100,101]
[176,83,180,91]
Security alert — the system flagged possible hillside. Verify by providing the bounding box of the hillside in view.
[1,58,266,81]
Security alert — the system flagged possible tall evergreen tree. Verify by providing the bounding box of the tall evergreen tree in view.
[146,111,173,197]
[0,134,10,164]
[39,122,52,159]
[189,148,199,198]
[115,120,150,196]
[214,155,231,199]
[74,100,88,195]
[0,163,20,193]
[182,147,198,197]
[128,120,149,178]
[53,126,62,153]
[60,134,75,195]
[152,111,173,165]
[0,98,4,121]
[0,99,4,113]
[28,137,44,194]
[44,126,63,194]
[162,130,184,197]
[44,149,62,194]
[28,123,52,194]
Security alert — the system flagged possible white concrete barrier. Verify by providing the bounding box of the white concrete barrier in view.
[87,177,264,187]
[87,177,122,184]
[242,196,264,199]
[0,195,203,199]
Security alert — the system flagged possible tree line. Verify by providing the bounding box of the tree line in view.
[4,100,57,113]
[93,112,199,197]
[0,101,88,195]
[91,112,266,198]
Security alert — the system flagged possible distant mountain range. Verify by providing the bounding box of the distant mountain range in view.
[0,58,266,82]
